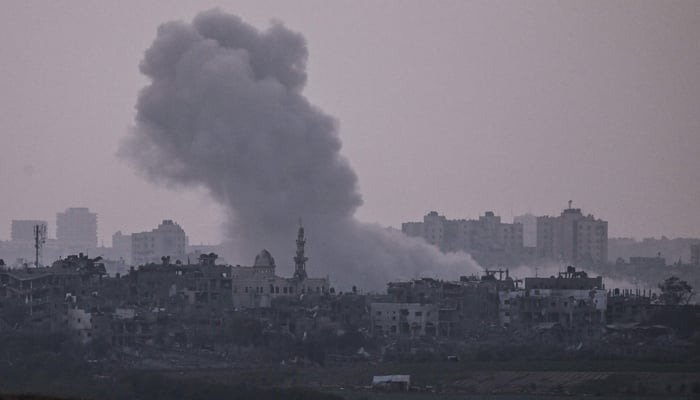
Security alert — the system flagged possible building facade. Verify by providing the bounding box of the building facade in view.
[402,204,607,267]
[691,243,700,267]
[11,220,48,243]
[401,211,523,265]
[514,213,537,248]
[56,208,98,249]
[370,302,438,337]
[111,231,132,264]
[536,204,608,265]
[231,225,329,309]
[131,220,188,266]
[498,267,607,339]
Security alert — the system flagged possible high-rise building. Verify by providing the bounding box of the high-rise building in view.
[111,231,132,263]
[11,220,48,242]
[401,222,423,239]
[402,211,449,250]
[536,203,607,265]
[423,211,448,249]
[402,211,523,262]
[514,213,537,247]
[56,208,98,249]
[131,220,188,266]
[498,221,524,253]
[536,216,558,260]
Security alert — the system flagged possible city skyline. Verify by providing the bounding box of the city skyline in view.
[1,1,699,245]
[1,4,698,398]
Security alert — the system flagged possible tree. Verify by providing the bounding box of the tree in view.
[658,276,694,305]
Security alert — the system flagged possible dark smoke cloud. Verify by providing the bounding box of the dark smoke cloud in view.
[121,9,480,290]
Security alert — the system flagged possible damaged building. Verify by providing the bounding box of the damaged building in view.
[371,270,515,338]
[498,266,607,340]
[2,226,697,364]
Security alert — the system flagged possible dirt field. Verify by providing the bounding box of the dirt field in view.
[155,360,700,397]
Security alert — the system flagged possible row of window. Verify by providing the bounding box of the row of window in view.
[235,285,326,295]
[374,310,431,317]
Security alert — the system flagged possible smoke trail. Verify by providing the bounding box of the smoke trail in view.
[121,10,480,290]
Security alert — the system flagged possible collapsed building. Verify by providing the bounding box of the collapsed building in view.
[0,225,332,346]
[0,253,107,331]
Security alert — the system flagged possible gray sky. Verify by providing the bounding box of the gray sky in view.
[1,1,698,245]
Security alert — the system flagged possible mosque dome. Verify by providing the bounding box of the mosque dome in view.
[253,249,276,268]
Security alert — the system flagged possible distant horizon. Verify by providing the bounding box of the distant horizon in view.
[2,205,699,246]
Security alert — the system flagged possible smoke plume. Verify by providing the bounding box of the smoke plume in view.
[121,10,480,290]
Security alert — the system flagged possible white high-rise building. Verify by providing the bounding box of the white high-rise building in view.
[514,213,538,248]
[536,203,607,265]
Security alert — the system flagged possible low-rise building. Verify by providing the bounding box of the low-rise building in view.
[499,267,606,340]
[370,302,438,337]
[131,220,188,266]
[231,225,329,309]
[629,256,666,268]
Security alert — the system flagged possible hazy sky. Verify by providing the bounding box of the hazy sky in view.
[1,1,698,245]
